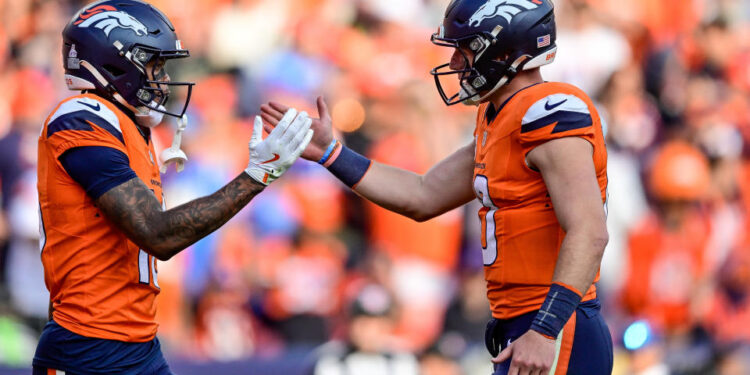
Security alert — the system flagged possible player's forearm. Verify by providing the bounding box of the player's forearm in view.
[527,223,607,340]
[353,162,435,221]
[151,173,264,259]
[98,174,264,260]
[551,224,608,295]
[348,142,475,222]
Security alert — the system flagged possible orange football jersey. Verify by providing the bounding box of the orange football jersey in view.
[473,82,608,319]
[37,93,163,342]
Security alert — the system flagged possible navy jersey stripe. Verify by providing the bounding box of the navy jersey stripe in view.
[47,110,125,144]
[521,111,593,134]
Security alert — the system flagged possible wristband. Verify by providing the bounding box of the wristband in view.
[323,143,343,168]
[327,145,372,188]
[529,282,582,340]
[318,140,339,164]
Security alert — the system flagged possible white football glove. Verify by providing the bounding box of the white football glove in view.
[245,108,313,185]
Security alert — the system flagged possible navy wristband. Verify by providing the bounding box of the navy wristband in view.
[327,145,372,188]
[530,283,582,339]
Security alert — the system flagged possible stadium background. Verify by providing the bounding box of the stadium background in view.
[1,0,750,373]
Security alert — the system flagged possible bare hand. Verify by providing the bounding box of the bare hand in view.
[492,330,556,375]
[260,96,334,162]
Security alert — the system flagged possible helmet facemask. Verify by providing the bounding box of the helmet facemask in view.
[114,43,194,127]
[429,0,558,107]
[430,27,526,106]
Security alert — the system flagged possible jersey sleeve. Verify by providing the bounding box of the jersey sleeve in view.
[518,93,596,154]
[44,97,127,158]
[59,146,138,199]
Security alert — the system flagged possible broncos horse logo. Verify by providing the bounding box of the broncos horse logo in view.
[75,5,148,37]
[468,0,540,27]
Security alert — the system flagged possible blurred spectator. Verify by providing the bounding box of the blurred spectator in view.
[435,269,494,375]
[313,284,419,375]
[620,141,712,333]
[702,240,750,348]
[622,321,669,375]
[544,1,632,96]
[419,347,462,375]
[439,270,490,358]
[259,232,347,345]
[717,345,750,375]
[1,68,56,332]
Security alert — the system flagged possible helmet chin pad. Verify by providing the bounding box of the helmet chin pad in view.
[134,103,166,128]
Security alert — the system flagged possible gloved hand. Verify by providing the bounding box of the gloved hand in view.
[245,108,313,185]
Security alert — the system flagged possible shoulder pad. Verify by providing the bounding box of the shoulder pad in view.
[46,96,124,144]
[521,93,591,134]
[49,96,121,133]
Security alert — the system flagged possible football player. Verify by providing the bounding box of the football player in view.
[261,0,612,373]
[34,1,312,373]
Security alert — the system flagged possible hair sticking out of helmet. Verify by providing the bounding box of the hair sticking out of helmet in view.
[430,0,557,106]
[62,0,194,127]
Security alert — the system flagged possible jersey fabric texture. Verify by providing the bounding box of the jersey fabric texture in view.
[37,93,164,342]
[472,82,608,320]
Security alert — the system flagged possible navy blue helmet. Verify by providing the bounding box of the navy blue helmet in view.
[430,0,557,106]
[62,0,194,126]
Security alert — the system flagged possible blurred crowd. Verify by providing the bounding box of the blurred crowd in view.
[0,0,750,374]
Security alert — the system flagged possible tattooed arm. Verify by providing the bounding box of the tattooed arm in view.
[90,109,311,261]
[96,173,263,261]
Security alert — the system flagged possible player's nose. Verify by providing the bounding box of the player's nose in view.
[450,49,467,70]
[159,74,171,95]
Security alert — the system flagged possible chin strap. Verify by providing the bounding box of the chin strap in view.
[79,60,140,112]
[80,60,164,128]
[160,114,189,173]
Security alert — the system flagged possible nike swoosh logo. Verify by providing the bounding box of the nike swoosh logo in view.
[544,98,567,111]
[77,101,101,111]
[260,154,280,164]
